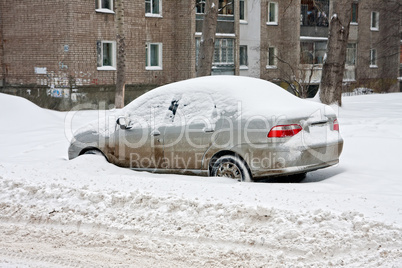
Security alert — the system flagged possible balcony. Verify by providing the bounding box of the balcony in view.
[301,0,329,38]
[196,14,235,34]
[300,26,328,38]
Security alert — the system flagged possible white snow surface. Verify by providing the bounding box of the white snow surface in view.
[0,92,402,267]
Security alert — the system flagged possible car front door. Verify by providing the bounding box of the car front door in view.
[113,94,172,170]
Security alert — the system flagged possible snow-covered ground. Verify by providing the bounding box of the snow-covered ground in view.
[0,92,401,267]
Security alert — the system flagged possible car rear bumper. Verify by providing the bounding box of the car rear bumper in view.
[252,159,339,178]
[232,140,343,178]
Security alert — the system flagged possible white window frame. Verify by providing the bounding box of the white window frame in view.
[346,43,357,66]
[267,2,278,25]
[300,40,327,65]
[370,11,379,31]
[95,0,115,14]
[240,45,248,69]
[350,2,358,25]
[196,0,206,14]
[370,48,377,68]
[218,0,234,16]
[240,0,247,24]
[266,47,277,69]
[146,43,163,70]
[214,39,235,65]
[97,41,116,71]
[145,0,162,18]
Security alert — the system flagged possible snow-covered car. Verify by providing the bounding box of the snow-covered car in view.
[68,76,343,182]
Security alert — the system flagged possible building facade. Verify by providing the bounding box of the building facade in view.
[0,0,195,88]
[237,0,401,95]
[0,0,400,109]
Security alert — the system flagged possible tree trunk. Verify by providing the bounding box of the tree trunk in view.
[115,0,126,108]
[319,0,352,106]
[196,0,219,77]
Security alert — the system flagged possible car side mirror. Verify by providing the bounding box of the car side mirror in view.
[116,117,131,130]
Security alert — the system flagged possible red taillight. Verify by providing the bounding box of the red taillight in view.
[268,124,302,138]
[333,119,339,131]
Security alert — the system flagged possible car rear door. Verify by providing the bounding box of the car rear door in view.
[163,92,217,170]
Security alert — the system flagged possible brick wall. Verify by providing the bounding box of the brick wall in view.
[260,0,300,83]
[1,0,70,85]
[0,4,3,87]
[0,0,196,89]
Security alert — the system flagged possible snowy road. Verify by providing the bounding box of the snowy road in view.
[0,93,401,267]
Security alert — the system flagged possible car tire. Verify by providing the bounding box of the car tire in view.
[282,173,306,183]
[83,149,107,160]
[211,155,252,182]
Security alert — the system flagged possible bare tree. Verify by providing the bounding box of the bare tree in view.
[319,0,352,106]
[276,55,317,99]
[196,0,219,77]
[115,0,126,108]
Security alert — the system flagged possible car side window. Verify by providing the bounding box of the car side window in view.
[127,94,173,128]
[173,92,217,125]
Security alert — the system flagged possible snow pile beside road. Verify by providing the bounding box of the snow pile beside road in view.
[1,168,401,267]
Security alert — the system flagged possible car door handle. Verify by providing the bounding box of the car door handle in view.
[151,130,161,136]
[203,127,215,133]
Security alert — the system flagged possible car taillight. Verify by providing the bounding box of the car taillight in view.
[268,124,302,138]
[333,119,339,131]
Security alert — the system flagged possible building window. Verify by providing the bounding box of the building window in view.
[146,43,163,70]
[197,0,233,15]
[351,2,358,24]
[145,0,161,16]
[95,0,114,13]
[300,0,329,27]
[267,2,278,25]
[240,45,248,67]
[240,0,247,22]
[300,41,327,64]
[371,11,379,31]
[346,43,357,65]
[214,39,234,64]
[370,48,377,67]
[400,44,402,65]
[267,47,277,68]
[219,0,234,15]
[97,41,116,70]
[195,39,200,66]
[196,0,205,14]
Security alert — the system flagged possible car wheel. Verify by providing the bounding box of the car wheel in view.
[83,149,107,160]
[211,155,252,182]
[286,173,307,183]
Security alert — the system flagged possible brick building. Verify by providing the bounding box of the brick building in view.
[0,0,400,109]
[0,0,195,88]
[239,0,401,96]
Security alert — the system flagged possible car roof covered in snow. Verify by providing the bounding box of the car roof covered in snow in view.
[124,76,327,118]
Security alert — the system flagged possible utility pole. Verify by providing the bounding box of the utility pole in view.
[115,0,126,108]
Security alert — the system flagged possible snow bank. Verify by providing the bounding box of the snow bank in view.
[1,168,401,267]
[0,93,59,129]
